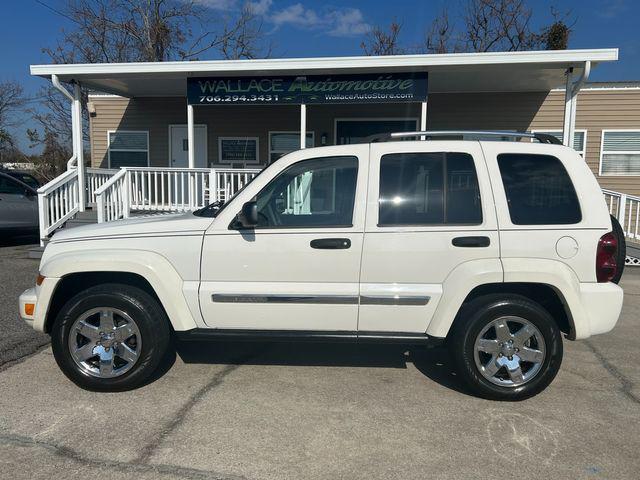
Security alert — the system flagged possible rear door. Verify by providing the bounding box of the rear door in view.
[359,141,499,333]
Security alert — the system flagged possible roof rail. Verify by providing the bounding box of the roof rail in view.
[366,130,563,145]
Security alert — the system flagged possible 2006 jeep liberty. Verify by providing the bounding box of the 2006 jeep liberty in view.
[19,131,625,400]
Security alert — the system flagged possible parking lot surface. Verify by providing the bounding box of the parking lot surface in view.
[0,243,638,479]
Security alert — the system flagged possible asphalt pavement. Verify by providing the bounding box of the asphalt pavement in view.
[0,241,638,479]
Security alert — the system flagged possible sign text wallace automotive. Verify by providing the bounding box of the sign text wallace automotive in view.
[187,72,428,105]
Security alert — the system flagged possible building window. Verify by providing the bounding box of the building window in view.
[497,153,581,225]
[108,131,149,168]
[218,137,259,165]
[378,152,482,226]
[600,130,640,176]
[335,118,418,145]
[531,130,586,156]
[269,132,314,163]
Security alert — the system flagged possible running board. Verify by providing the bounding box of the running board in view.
[175,329,444,345]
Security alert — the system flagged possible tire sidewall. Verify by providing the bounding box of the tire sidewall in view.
[51,285,169,391]
[454,297,563,400]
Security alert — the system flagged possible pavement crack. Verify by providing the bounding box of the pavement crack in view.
[136,349,265,464]
[0,433,248,480]
[0,341,51,373]
[584,340,640,405]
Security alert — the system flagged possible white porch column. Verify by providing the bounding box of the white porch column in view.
[187,104,195,168]
[562,61,591,149]
[562,68,574,147]
[300,103,307,149]
[73,83,86,212]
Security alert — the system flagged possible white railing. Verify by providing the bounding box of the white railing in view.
[95,167,261,223]
[603,189,640,241]
[86,167,118,206]
[95,169,128,223]
[37,168,80,244]
[213,168,262,202]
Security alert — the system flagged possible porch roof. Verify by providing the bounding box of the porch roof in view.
[30,49,618,97]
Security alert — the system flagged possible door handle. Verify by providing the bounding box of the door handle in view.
[310,238,351,249]
[452,236,490,248]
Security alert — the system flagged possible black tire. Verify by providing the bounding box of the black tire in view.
[51,283,171,391]
[609,214,626,284]
[449,294,563,401]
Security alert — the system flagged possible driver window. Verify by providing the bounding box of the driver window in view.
[254,156,358,228]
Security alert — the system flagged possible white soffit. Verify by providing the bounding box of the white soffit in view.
[31,49,618,97]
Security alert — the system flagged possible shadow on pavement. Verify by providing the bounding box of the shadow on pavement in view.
[174,340,469,395]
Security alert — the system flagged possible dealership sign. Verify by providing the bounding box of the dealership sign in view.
[187,72,428,105]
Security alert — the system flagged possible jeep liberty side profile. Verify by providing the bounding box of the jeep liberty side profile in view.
[19,131,625,400]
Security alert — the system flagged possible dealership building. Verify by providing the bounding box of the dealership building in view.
[28,49,640,258]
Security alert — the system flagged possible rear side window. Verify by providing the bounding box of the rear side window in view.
[379,152,482,226]
[497,153,581,225]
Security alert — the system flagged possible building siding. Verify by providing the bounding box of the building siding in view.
[88,87,640,196]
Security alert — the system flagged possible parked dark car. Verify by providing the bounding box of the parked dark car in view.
[0,171,39,237]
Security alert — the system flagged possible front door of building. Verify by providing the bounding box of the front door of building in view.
[170,125,207,168]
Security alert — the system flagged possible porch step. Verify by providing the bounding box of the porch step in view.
[64,209,99,228]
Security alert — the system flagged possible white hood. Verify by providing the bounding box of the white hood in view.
[51,212,214,242]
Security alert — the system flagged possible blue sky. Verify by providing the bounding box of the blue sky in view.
[1,0,639,150]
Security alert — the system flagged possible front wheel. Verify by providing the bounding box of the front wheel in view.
[449,294,563,401]
[51,283,171,391]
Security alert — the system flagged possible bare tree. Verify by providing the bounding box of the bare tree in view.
[361,21,404,56]
[30,0,270,169]
[0,81,27,162]
[425,9,459,54]
[422,1,573,54]
[0,81,26,132]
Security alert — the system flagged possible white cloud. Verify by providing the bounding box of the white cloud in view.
[268,3,370,37]
[247,0,273,15]
[326,8,370,37]
[270,3,322,28]
[193,0,238,10]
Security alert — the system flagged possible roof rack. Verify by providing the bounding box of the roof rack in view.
[366,130,563,145]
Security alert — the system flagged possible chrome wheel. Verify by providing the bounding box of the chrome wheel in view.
[68,307,142,379]
[473,316,546,388]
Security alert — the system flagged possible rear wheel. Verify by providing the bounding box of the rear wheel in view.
[449,294,563,400]
[51,283,170,391]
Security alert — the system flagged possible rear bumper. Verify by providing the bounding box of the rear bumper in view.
[573,282,624,339]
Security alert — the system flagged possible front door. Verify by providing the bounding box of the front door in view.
[358,141,500,333]
[170,125,207,168]
[198,145,369,331]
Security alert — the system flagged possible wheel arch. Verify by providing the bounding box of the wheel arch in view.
[449,283,574,339]
[426,258,581,340]
[39,249,202,333]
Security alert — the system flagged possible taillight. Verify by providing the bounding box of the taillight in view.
[596,232,618,283]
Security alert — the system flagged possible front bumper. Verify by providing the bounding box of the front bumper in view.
[18,277,59,333]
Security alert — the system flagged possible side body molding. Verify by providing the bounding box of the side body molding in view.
[38,249,203,332]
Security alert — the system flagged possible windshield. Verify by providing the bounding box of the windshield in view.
[193,164,271,218]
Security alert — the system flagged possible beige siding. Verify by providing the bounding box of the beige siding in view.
[89,88,640,196]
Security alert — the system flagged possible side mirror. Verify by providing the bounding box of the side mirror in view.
[237,201,258,228]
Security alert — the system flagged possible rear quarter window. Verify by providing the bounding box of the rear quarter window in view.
[497,153,581,225]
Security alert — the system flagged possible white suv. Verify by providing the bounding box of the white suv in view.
[19,132,625,400]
